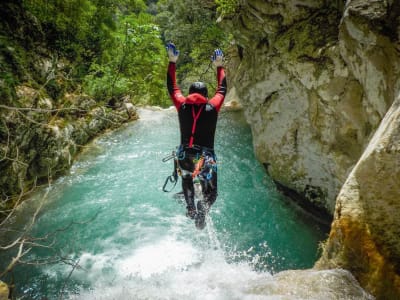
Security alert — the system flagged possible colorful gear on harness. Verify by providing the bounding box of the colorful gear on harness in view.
[192,155,205,179]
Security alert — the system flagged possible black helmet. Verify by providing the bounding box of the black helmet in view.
[189,82,208,98]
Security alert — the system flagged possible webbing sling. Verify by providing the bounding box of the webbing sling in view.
[162,152,178,192]
[189,105,204,147]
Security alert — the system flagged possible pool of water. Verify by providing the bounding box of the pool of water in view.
[0,108,327,299]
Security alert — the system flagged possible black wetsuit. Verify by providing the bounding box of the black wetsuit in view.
[167,62,227,213]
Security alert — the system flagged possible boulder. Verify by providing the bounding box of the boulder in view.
[316,94,400,298]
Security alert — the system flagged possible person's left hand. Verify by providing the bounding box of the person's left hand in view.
[166,42,179,63]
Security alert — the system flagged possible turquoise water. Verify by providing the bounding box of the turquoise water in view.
[1,108,327,299]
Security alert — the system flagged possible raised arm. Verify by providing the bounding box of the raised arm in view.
[166,43,185,110]
[208,49,227,112]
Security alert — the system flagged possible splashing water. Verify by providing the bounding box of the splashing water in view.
[0,108,328,299]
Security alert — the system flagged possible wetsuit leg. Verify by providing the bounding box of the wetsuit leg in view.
[177,149,200,219]
[196,174,216,230]
[201,171,218,207]
[182,175,196,218]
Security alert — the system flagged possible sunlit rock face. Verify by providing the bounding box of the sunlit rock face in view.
[222,0,400,215]
[316,94,400,298]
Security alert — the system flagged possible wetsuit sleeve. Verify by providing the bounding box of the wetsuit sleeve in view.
[208,67,227,112]
[167,62,186,110]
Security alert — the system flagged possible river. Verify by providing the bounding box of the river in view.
[0,108,327,299]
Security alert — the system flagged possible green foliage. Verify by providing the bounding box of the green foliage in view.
[155,0,230,95]
[0,1,37,105]
[23,0,96,61]
[215,0,239,17]
[0,42,20,104]
[17,0,169,106]
[1,0,229,108]
[84,12,167,106]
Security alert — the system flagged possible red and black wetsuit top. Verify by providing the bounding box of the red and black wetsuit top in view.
[167,62,227,149]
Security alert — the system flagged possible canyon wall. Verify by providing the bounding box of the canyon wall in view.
[222,0,400,215]
[221,0,400,298]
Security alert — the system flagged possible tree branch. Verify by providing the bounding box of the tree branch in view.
[58,259,81,300]
[0,104,87,113]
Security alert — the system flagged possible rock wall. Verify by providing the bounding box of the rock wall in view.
[0,92,137,201]
[222,0,400,215]
[221,0,400,297]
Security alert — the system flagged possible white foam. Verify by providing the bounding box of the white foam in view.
[69,244,274,300]
[117,237,201,279]
[56,216,371,300]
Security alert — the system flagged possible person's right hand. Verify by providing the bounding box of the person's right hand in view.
[166,42,179,63]
[212,49,224,67]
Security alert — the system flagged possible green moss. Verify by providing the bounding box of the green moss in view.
[275,9,340,61]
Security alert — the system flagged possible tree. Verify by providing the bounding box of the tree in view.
[0,174,99,299]
[84,11,168,106]
[155,0,230,95]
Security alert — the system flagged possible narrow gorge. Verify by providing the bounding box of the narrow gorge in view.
[221,0,400,298]
[1,0,400,299]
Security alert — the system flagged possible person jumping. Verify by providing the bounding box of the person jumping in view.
[166,43,227,229]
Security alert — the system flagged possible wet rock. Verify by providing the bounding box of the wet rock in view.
[223,87,243,111]
[264,269,374,299]
[123,102,135,118]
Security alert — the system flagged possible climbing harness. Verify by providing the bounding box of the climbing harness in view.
[162,145,217,192]
[162,150,179,192]
[162,100,215,193]
[177,145,217,182]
